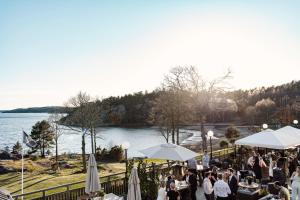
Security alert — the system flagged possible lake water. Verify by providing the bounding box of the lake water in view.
[0,113,179,157]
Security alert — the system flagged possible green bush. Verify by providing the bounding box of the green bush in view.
[95,145,124,162]
[219,140,229,148]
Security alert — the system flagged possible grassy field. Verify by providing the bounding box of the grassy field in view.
[0,157,126,196]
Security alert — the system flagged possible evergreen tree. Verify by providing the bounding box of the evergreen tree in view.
[12,141,22,154]
[30,120,54,157]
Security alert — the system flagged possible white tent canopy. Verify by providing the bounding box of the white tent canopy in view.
[273,125,300,137]
[140,143,198,161]
[235,128,300,149]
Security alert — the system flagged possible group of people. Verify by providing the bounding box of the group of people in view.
[157,169,198,200]
[156,148,300,200]
[203,168,238,200]
[246,150,300,200]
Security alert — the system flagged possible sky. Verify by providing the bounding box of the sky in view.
[1,0,300,110]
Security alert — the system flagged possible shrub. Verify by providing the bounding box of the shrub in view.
[219,140,229,148]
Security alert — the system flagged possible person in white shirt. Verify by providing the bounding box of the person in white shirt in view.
[203,172,214,200]
[247,151,256,169]
[157,182,167,200]
[202,151,210,169]
[213,173,231,200]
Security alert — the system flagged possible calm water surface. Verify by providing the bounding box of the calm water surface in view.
[0,113,170,157]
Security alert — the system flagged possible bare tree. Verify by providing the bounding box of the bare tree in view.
[63,91,100,172]
[185,66,232,151]
[49,112,64,170]
[152,66,232,150]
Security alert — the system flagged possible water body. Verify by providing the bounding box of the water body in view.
[0,113,172,157]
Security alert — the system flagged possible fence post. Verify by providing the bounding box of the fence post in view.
[66,185,70,200]
[42,190,46,200]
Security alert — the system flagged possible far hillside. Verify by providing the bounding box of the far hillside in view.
[2,106,65,113]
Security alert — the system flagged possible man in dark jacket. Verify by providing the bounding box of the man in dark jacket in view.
[228,168,238,200]
[273,162,287,187]
[188,169,198,200]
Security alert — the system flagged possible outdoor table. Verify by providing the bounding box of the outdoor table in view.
[238,182,260,189]
[237,188,260,200]
[258,194,280,200]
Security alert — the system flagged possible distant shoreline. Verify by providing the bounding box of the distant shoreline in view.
[1,106,64,113]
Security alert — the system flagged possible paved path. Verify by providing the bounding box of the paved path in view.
[196,186,205,199]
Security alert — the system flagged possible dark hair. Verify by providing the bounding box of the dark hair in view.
[217,173,223,180]
[204,150,207,153]
[228,168,234,173]
[205,172,211,178]
[274,181,281,187]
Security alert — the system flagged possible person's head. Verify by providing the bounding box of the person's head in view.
[228,168,234,176]
[204,150,208,155]
[252,151,256,156]
[217,173,223,180]
[296,166,300,174]
[188,169,194,175]
[274,181,282,190]
[212,166,218,173]
[160,181,165,188]
[171,175,175,179]
[170,182,175,190]
[205,172,211,179]
[184,169,189,175]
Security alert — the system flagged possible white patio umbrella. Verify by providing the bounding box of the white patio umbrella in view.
[235,129,300,149]
[140,143,198,161]
[85,154,101,195]
[0,189,13,200]
[127,167,142,200]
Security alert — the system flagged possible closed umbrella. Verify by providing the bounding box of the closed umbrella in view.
[140,143,198,161]
[127,167,141,200]
[0,189,13,200]
[85,154,100,195]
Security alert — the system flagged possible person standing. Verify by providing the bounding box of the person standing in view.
[166,183,180,200]
[228,168,238,200]
[291,166,300,200]
[202,150,210,169]
[157,182,167,200]
[202,150,210,185]
[213,173,231,200]
[203,172,214,200]
[273,162,287,187]
[247,151,255,170]
[269,154,276,180]
[187,169,198,200]
[253,153,262,181]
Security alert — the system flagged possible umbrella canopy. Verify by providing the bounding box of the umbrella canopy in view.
[273,126,300,137]
[235,129,300,149]
[127,167,142,200]
[140,143,198,161]
[0,189,13,200]
[85,154,100,195]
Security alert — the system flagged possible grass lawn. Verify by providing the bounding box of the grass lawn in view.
[0,157,126,197]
